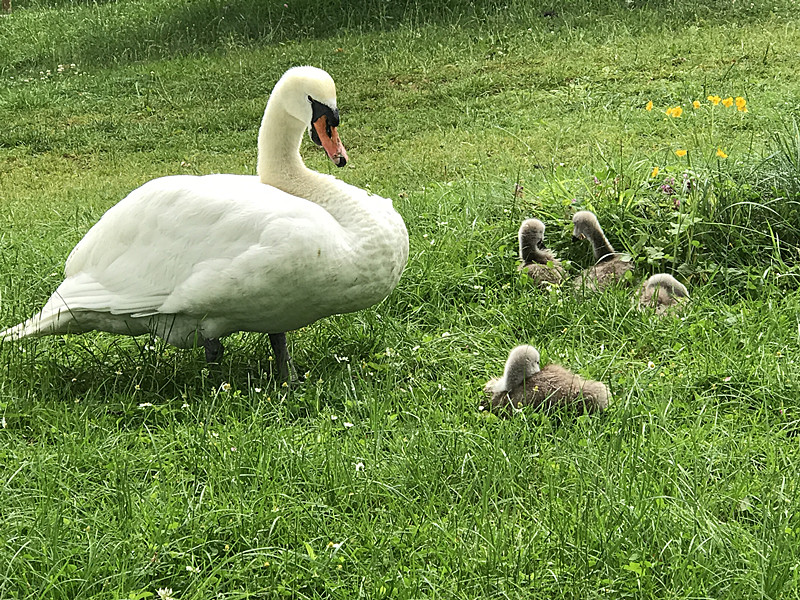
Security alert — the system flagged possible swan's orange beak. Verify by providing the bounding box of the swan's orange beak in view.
[313,116,348,168]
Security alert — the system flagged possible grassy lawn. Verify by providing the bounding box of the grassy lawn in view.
[2,0,800,598]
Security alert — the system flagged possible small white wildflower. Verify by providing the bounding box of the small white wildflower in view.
[411,345,420,352]
[441,332,450,338]
[185,565,200,573]
[1,416,6,428]
[254,387,262,393]
[647,361,655,370]
[354,462,365,472]
[138,402,153,408]
[230,447,237,452]
[181,403,189,409]
[330,415,338,421]
[157,588,176,600]
[220,382,231,392]
[343,422,354,428]
[327,541,343,550]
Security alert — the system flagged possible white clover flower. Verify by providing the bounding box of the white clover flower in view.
[157,588,176,600]
[354,462,365,472]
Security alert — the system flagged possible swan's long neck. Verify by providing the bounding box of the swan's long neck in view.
[255,96,397,234]
[257,100,308,183]
[589,227,616,262]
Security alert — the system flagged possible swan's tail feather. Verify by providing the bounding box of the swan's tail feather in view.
[0,307,74,342]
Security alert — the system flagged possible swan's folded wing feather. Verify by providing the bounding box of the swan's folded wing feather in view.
[54,175,337,319]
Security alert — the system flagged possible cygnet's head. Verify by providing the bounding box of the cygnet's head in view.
[572,210,602,242]
[644,273,689,298]
[494,345,541,392]
[519,218,547,259]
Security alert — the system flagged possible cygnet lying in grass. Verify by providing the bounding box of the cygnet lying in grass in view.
[517,218,564,287]
[482,345,609,416]
[638,273,689,316]
[572,210,633,291]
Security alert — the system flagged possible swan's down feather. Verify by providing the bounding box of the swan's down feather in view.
[2,173,408,348]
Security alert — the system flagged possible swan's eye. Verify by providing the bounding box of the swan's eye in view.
[308,96,339,129]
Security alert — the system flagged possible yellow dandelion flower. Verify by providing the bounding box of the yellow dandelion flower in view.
[646,100,653,111]
[666,106,683,118]
[735,96,746,108]
[722,97,734,107]
[708,95,721,105]
[675,149,687,157]
[738,105,748,113]
[692,100,701,109]
[716,148,728,159]
[651,166,660,177]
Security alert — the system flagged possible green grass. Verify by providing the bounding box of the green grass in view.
[2,1,800,598]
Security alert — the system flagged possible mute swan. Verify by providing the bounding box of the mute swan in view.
[482,345,609,415]
[517,218,564,287]
[572,210,633,292]
[638,273,689,316]
[1,66,409,380]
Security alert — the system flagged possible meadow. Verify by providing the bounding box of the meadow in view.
[2,0,800,598]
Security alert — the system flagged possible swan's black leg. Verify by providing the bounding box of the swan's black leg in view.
[203,338,224,363]
[269,332,299,383]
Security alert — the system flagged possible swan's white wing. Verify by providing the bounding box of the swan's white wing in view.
[58,174,342,320]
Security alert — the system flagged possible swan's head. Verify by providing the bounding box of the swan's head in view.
[572,210,601,242]
[493,345,541,392]
[273,66,349,167]
[519,219,547,252]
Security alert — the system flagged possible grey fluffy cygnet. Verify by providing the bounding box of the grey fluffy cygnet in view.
[482,345,609,416]
[518,219,564,287]
[572,210,633,291]
[638,273,689,316]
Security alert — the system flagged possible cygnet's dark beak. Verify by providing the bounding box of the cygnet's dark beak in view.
[537,240,547,250]
[571,235,581,243]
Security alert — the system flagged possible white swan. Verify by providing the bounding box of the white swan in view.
[1,66,409,379]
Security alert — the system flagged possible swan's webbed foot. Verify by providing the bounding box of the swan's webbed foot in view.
[203,338,224,363]
[269,332,300,384]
